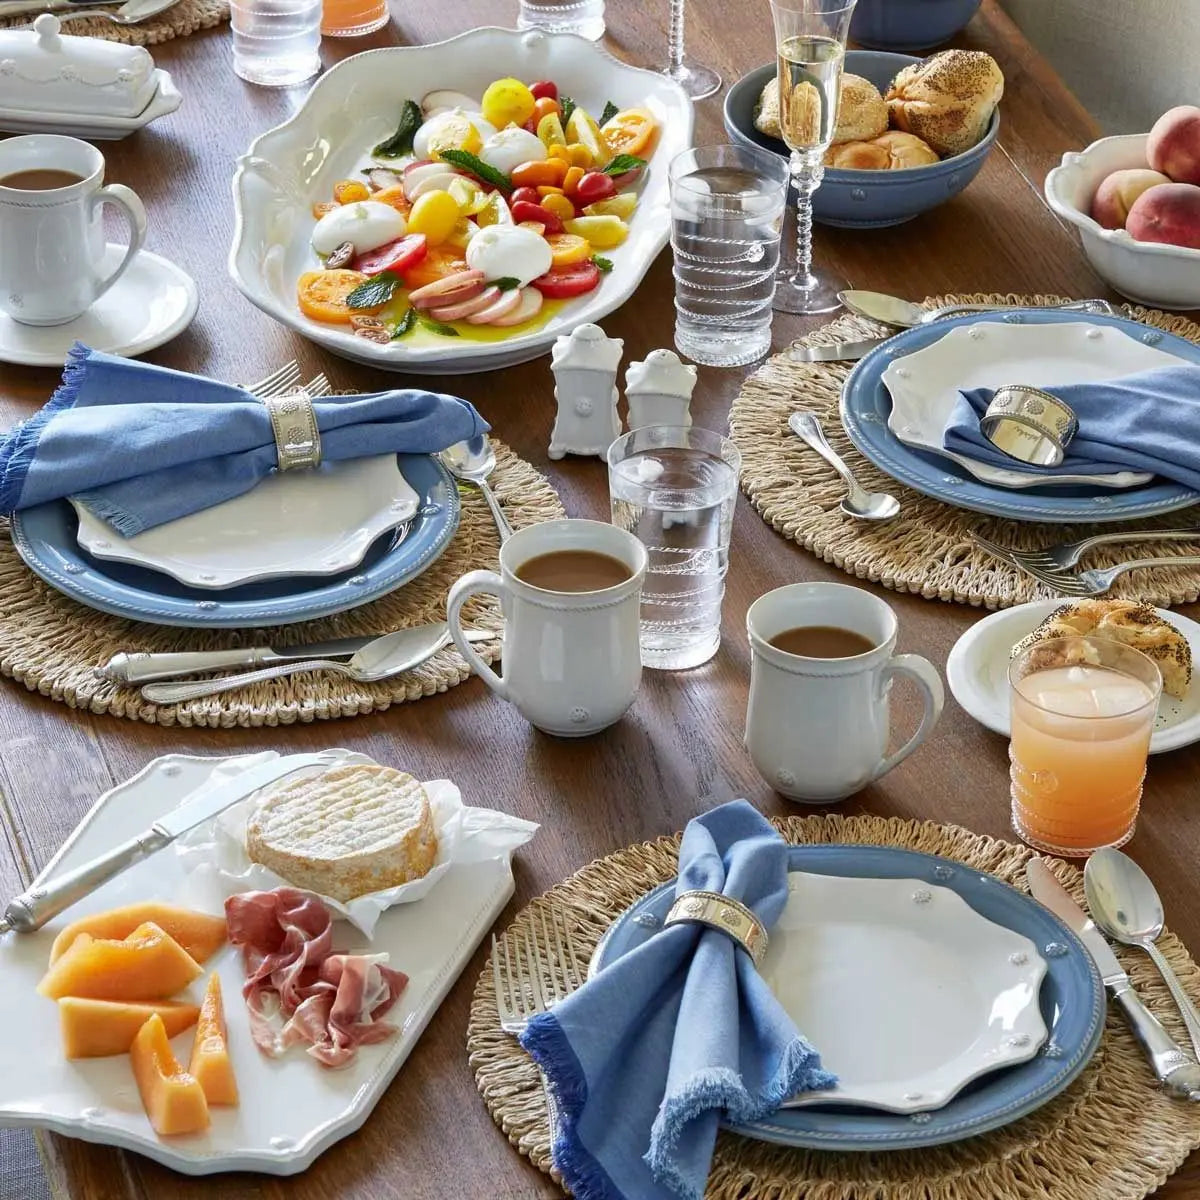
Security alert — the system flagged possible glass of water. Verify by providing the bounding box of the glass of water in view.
[517,0,605,40]
[669,144,788,368]
[231,0,321,87]
[608,426,742,671]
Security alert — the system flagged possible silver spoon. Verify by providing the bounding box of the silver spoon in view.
[439,437,513,544]
[788,412,900,522]
[1085,847,1200,1061]
[15,0,182,24]
[838,290,1117,329]
[139,624,496,705]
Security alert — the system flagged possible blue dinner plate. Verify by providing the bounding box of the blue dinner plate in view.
[10,454,460,628]
[840,309,1200,523]
[591,844,1105,1152]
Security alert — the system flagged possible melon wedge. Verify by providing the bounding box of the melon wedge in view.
[48,903,227,966]
[38,922,203,1001]
[130,1014,210,1136]
[189,974,238,1106]
[59,997,200,1059]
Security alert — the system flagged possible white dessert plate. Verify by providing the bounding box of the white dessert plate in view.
[882,321,1186,489]
[0,751,524,1175]
[0,69,180,140]
[0,244,197,368]
[946,598,1200,753]
[71,455,420,589]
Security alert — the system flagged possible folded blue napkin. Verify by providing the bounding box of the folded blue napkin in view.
[0,344,489,536]
[942,364,1200,486]
[519,800,834,1200]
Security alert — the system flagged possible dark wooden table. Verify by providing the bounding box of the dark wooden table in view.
[4,1,1200,1196]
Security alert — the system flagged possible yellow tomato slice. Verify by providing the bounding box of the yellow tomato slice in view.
[546,233,592,268]
[565,108,612,167]
[602,108,657,159]
[403,247,469,290]
[297,270,375,324]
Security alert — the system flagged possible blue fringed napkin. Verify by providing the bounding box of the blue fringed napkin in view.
[0,344,489,535]
[519,800,834,1200]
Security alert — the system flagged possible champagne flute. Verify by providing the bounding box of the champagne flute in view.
[769,0,856,313]
[661,0,720,99]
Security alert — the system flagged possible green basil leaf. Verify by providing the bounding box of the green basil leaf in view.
[559,94,576,124]
[493,276,522,292]
[592,255,614,273]
[390,307,417,338]
[602,154,647,177]
[437,149,513,194]
[372,99,422,159]
[418,315,460,337]
[599,101,619,127]
[346,272,401,310]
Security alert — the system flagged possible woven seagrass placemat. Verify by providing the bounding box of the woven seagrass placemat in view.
[0,0,228,45]
[467,813,1200,1200]
[729,294,1200,610]
[0,440,564,727]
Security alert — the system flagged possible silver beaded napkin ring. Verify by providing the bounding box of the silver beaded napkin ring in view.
[263,388,322,471]
[664,889,768,966]
[979,384,1078,468]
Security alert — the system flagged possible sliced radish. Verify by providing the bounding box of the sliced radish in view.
[421,90,481,117]
[408,171,464,199]
[408,269,486,307]
[465,287,524,325]
[402,161,452,190]
[429,286,501,321]
[489,287,544,327]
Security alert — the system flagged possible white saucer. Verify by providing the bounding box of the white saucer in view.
[0,244,198,368]
[946,598,1200,754]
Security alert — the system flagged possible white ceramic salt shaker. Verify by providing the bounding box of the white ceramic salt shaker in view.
[548,323,624,460]
[625,349,697,430]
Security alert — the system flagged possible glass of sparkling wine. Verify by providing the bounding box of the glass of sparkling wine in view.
[660,0,720,100]
[1009,637,1162,856]
[768,0,857,313]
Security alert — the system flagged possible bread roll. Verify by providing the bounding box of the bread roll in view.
[886,49,1004,158]
[824,131,939,171]
[824,140,890,170]
[832,73,888,145]
[874,130,940,169]
[754,77,782,140]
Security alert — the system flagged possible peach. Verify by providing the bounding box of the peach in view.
[1126,182,1200,250]
[1147,105,1200,185]
[1090,168,1172,229]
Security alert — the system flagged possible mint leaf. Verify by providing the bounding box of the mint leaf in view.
[493,276,521,292]
[372,100,421,159]
[391,307,417,338]
[559,94,576,124]
[346,272,401,310]
[593,255,613,273]
[438,149,513,194]
[602,154,647,177]
[599,101,619,127]
[418,315,460,337]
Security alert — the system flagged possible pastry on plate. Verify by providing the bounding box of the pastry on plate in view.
[247,764,438,901]
[1011,598,1191,699]
[755,72,887,146]
[825,130,939,170]
[886,49,1004,158]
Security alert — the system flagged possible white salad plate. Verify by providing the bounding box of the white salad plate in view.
[229,27,692,375]
[0,69,180,140]
[71,455,420,589]
[0,752,524,1176]
[882,321,1185,489]
[0,245,197,368]
[946,598,1200,754]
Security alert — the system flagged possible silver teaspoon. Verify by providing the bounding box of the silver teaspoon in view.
[439,436,513,544]
[788,412,900,522]
[1085,847,1200,1061]
[838,290,1117,329]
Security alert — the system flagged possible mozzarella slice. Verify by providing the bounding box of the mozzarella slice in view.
[479,128,548,175]
[465,225,553,286]
[311,201,407,256]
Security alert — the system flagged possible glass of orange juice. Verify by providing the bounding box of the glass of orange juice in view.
[320,0,386,37]
[1009,636,1161,856]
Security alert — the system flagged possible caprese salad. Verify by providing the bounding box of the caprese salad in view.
[295,76,658,343]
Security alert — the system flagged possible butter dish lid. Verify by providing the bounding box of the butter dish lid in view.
[0,14,158,118]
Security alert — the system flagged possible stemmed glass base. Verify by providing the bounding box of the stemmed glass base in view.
[662,61,722,100]
[773,257,847,314]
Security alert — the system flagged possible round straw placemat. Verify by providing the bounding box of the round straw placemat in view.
[468,813,1200,1200]
[0,0,228,45]
[729,294,1200,609]
[0,440,563,727]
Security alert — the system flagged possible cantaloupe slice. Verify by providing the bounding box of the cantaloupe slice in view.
[38,922,203,1001]
[59,997,200,1059]
[48,903,227,966]
[129,1014,210,1136]
[188,974,238,1106]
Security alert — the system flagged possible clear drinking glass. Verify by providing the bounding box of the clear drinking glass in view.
[321,0,387,37]
[608,426,742,671]
[661,0,720,99]
[1009,637,1162,856]
[768,0,857,313]
[517,0,605,40]
[669,144,788,368]
[231,0,321,86]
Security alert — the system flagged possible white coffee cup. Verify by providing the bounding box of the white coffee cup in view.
[447,519,647,737]
[0,134,148,326]
[745,582,944,802]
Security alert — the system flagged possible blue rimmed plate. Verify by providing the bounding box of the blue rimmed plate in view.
[591,844,1105,1152]
[10,454,459,628]
[840,309,1200,523]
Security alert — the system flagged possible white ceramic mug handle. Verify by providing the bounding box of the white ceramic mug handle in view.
[90,183,148,302]
[872,653,945,781]
[446,570,509,701]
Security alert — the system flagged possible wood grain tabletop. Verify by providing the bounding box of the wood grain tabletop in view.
[4,1,1200,1196]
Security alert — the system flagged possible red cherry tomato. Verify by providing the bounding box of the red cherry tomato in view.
[510,186,542,207]
[352,234,428,276]
[510,199,564,234]
[530,80,558,101]
[574,171,618,206]
[530,260,602,299]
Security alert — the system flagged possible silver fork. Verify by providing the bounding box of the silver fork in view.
[245,361,300,396]
[972,528,1200,574]
[1007,554,1200,597]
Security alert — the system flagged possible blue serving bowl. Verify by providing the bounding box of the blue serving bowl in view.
[722,50,999,229]
[850,0,982,52]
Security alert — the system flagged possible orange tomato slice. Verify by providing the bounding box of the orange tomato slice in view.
[297,270,375,324]
[403,247,469,290]
[372,184,412,218]
[603,108,657,159]
[545,233,592,268]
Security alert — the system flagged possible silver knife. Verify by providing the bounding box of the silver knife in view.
[788,337,886,363]
[0,752,336,936]
[1026,857,1200,1099]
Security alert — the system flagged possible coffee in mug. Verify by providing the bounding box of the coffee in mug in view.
[768,625,876,658]
[514,549,633,593]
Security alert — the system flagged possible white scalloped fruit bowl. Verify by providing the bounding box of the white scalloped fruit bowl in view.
[1045,133,1200,310]
[229,29,693,374]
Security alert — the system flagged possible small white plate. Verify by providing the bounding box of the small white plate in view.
[0,244,197,368]
[0,70,180,140]
[72,455,419,589]
[772,872,1047,1113]
[947,598,1200,754]
[882,322,1185,489]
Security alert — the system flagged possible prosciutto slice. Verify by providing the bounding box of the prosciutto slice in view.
[225,888,408,1069]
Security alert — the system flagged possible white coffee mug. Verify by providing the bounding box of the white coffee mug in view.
[447,519,647,737]
[0,134,148,326]
[745,582,944,802]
